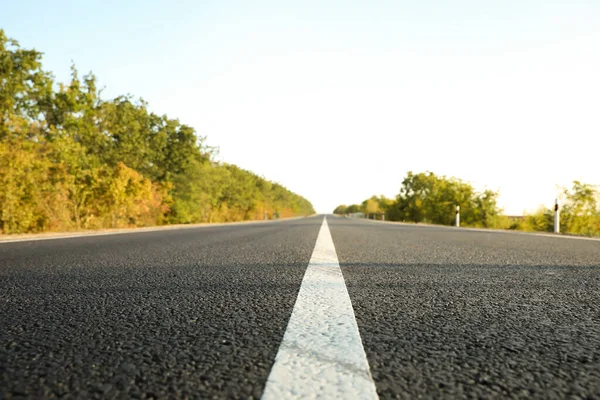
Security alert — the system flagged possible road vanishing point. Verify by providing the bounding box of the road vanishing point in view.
[1,215,599,399]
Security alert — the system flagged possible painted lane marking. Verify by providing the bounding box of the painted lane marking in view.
[262,217,379,399]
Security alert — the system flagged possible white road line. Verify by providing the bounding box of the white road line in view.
[262,217,379,400]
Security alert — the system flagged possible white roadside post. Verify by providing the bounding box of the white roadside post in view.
[554,199,560,233]
[455,205,460,227]
[382,211,385,221]
[265,212,268,220]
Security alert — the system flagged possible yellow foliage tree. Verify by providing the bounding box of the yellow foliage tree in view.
[97,162,167,228]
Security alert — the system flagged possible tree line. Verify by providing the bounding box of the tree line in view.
[334,171,600,237]
[517,181,600,236]
[0,30,314,234]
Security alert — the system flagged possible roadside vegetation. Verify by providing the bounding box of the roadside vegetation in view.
[334,172,600,237]
[0,31,314,234]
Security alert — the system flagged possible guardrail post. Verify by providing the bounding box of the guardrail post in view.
[455,205,460,227]
[554,199,560,233]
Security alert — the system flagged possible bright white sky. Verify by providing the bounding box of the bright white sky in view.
[3,0,599,214]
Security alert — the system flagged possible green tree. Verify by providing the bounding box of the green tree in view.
[0,30,315,234]
[0,30,53,140]
[346,204,362,213]
[384,171,500,227]
[560,181,600,236]
[333,205,348,214]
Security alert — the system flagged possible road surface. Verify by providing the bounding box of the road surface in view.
[1,215,599,399]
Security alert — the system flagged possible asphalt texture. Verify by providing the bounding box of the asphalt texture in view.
[327,216,600,399]
[1,215,599,399]
[1,217,321,399]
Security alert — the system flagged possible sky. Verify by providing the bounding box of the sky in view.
[2,0,599,214]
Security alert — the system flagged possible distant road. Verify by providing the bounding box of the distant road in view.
[2,215,599,398]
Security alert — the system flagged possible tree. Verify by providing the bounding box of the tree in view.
[376,171,501,227]
[345,204,361,213]
[0,30,53,141]
[333,205,348,214]
[362,197,380,215]
[560,181,600,236]
[0,30,315,234]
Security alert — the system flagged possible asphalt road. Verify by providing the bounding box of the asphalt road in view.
[2,215,600,399]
